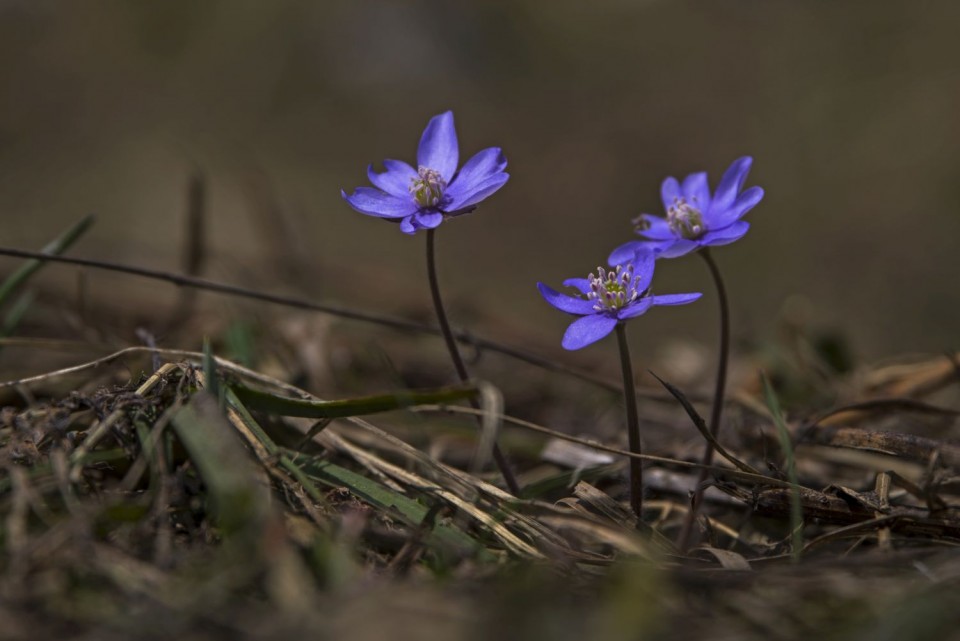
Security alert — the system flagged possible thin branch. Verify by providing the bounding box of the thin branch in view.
[0,245,683,402]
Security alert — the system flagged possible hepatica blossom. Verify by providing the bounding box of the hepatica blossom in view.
[341,111,510,234]
[537,251,702,350]
[609,156,764,263]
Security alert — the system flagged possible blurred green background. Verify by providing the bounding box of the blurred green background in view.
[1,1,958,364]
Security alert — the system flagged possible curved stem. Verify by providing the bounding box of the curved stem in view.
[676,247,730,550]
[426,229,520,495]
[698,248,730,456]
[0,245,685,400]
[615,323,643,522]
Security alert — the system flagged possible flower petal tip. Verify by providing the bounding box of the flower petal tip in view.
[538,282,596,315]
[561,314,618,350]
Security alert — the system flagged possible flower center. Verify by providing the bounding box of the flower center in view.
[587,264,644,312]
[666,197,705,239]
[409,166,447,208]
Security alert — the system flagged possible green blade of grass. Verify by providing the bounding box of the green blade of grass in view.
[221,384,329,512]
[0,214,96,307]
[222,386,491,562]
[171,391,270,536]
[287,451,490,561]
[202,337,222,405]
[1,291,34,336]
[761,372,804,562]
[230,382,479,419]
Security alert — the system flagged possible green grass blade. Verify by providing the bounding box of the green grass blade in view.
[171,392,269,536]
[761,372,804,562]
[230,383,478,419]
[0,214,96,307]
[223,387,488,561]
[202,337,221,405]
[288,451,490,560]
[1,291,34,336]
[222,385,327,506]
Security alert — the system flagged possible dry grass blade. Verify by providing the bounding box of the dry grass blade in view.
[67,362,180,479]
[694,547,752,571]
[797,425,960,467]
[217,383,329,510]
[318,428,543,558]
[535,514,653,559]
[573,481,637,526]
[286,451,491,560]
[807,397,959,428]
[469,380,504,477]
[862,352,960,398]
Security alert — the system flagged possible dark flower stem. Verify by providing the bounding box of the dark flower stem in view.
[615,322,643,521]
[676,247,730,550]
[0,245,659,398]
[425,228,521,495]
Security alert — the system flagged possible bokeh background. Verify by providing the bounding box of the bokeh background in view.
[2,1,959,368]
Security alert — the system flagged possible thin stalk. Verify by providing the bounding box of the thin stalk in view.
[615,323,643,521]
[676,247,730,550]
[0,245,655,398]
[425,229,520,495]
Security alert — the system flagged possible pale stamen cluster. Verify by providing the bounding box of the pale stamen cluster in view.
[666,197,705,239]
[409,166,447,207]
[587,264,644,312]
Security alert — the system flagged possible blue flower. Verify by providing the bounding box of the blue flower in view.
[609,156,764,263]
[341,111,510,234]
[537,251,702,350]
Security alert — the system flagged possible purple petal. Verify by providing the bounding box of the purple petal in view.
[562,314,618,350]
[660,176,681,211]
[416,211,444,229]
[342,187,418,218]
[637,215,677,241]
[444,172,509,212]
[656,238,700,259]
[610,247,656,293]
[417,111,458,180]
[562,278,592,294]
[537,283,596,315]
[700,221,750,246]
[629,249,657,294]
[711,156,753,213]
[399,215,418,234]
[707,186,764,228]
[367,160,417,199]
[608,240,649,266]
[681,172,711,211]
[449,147,506,189]
[616,297,654,320]
[651,292,702,306]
